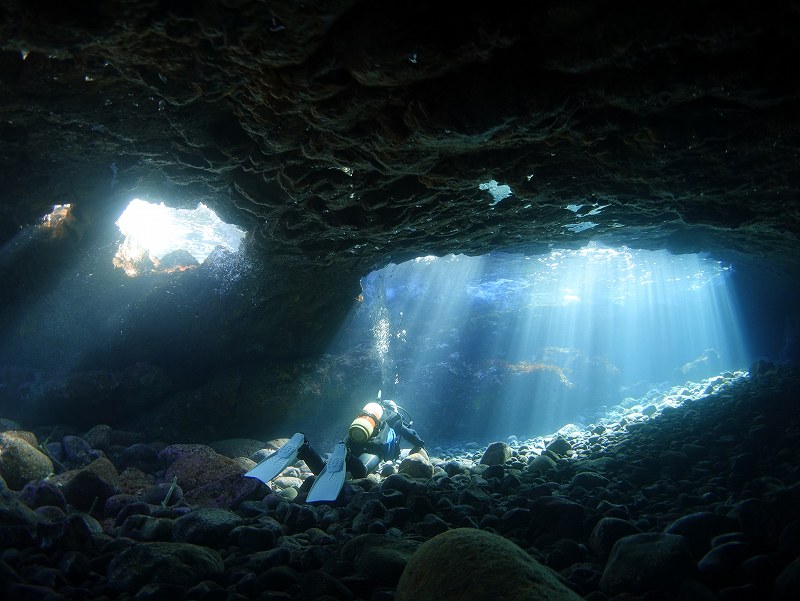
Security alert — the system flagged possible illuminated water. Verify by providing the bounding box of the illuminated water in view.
[343,244,751,440]
[0,196,765,445]
[0,199,253,375]
[116,198,245,264]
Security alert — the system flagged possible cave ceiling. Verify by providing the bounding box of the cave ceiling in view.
[0,1,799,366]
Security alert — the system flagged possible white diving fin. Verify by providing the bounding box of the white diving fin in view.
[244,432,305,485]
[306,442,348,503]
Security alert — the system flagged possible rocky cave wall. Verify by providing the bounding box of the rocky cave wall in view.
[1,1,799,439]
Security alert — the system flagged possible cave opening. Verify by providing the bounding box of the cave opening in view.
[0,195,255,387]
[334,243,753,441]
[113,198,246,277]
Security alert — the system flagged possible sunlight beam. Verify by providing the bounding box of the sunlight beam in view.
[113,198,245,277]
[345,243,751,441]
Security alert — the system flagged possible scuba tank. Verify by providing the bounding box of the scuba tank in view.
[348,402,384,443]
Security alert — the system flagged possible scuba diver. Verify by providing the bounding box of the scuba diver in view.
[245,395,425,502]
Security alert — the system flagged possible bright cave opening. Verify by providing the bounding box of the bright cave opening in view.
[113,198,246,277]
[343,243,752,441]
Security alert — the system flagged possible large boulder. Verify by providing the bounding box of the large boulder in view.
[0,431,54,490]
[774,555,800,601]
[182,472,266,509]
[61,457,122,512]
[528,496,588,538]
[210,438,267,459]
[398,452,434,479]
[395,528,583,601]
[589,517,641,561]
[172,508,244,548]
[0,487,42,527]
[107,542,224,592]
[599,533,697,595]
[665,511,740,560]
[480,441,511,466]
[18,480,67,511]
[341,533,422,586]
[526,454,557,475]
[161,445,243,492]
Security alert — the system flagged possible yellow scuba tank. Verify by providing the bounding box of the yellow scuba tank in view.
[348,402,384,443]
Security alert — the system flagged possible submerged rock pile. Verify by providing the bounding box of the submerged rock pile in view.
[1,364,799,600]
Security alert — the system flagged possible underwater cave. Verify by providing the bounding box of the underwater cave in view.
[1,2,800,600]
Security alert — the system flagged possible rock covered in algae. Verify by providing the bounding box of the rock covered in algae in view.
[395,527,583,601]
[107,541,224,592]
[0,430,53,490]
[599,532,697,595]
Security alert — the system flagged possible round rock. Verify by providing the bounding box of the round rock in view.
[398,453,434,479]
[599,532,697,595]
[545,437,572,457]
[107,542,224,592]
[18,480,67,510]
[173,508,244,547]
[570,471,609,490]
[121,443,161,472]
[0,431,54,490]
[0,487,42,527]
[665,511,740,560]
[589,517,641,561]
[526,454,557,475]
[774,555,800,601]
[83,424,112,450]
[479,441,511,466]
[341,533,421,586]
[163,448,243,492]
[182,473,265,509]
[61,435,93,464]
[395,528,583,601]
[62,458,121,512]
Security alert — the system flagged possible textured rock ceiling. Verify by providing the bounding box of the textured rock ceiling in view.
[1,0,799,366]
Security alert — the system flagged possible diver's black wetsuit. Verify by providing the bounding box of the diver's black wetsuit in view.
[297,405,425,478]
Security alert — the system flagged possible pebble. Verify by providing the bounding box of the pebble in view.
[182,472,264,509]
[18,480,67,510]
[106,542,224,592]
[479,441,511,465]
[0,487,42,527]
[665,511,741,559]
[83,424,113,450]
[774,555,800,601]
[599,532,697,594]
[397,452,434,478]
[545,437,572,456]
[119,514,175,541]
[173,508,243,547]
[61,435,94,464]
[163,447,243,492]
[60,458,121,512]
[589,517,641,560]
[698,541,753,587]
[0,431,54,489]
[570,471,609,490]
[121,443,161,472]
[142,481,184,506]
[341,533,421,586]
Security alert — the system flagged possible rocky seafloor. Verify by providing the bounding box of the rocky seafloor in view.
[1,362,799,601]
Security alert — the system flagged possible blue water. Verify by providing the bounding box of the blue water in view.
[337,244,753,440]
